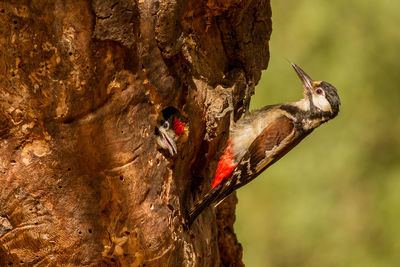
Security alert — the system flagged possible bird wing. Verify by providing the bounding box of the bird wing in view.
[216,116,301,202]
[232,115,299,190]
[188,116,307,226]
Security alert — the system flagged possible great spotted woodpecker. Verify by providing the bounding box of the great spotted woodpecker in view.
[188,63,341,225]
[155,107,186,156]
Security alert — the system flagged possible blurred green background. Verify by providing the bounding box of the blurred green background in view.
[235,0,400,266]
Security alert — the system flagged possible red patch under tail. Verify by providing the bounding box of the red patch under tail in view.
[211,140,238,189]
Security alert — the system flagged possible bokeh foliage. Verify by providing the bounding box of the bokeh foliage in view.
[235,0,400,266]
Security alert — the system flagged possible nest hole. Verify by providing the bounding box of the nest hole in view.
[155,106,185,141]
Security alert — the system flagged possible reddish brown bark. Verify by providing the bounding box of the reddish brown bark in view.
[0,0,271,265]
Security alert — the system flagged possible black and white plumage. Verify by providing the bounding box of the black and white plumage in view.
[187,63,341,225]
[155,107,186,156]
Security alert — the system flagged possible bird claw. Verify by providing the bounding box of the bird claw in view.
[215,92,235,131]
[243,82,254,115]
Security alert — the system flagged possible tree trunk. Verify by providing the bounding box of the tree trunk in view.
[0,0,271,266]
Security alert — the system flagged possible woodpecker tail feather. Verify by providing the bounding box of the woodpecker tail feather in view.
[187,184,224,226]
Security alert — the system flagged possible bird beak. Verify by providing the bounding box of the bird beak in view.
[291,63,313,93]
[158,128,177,156]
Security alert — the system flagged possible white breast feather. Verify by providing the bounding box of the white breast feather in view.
[230,107,283,160]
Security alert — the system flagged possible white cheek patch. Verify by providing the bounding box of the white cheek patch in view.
[312,94,332,112]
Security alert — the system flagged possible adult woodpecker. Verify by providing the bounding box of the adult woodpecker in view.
[155,107,186,156]
[187,63,341,225]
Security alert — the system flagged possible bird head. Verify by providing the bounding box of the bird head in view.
[155,107,186,156]
[291,63,341,120]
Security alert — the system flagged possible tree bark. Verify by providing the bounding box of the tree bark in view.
[0,0,271,266]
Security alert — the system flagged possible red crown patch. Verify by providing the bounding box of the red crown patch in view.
[173,117,185,136]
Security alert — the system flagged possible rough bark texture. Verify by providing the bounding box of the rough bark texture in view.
[0,0,271,266]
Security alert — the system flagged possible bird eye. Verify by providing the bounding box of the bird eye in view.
[163,122,169,129]
[316,88,323,95]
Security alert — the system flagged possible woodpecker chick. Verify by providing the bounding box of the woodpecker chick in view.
[155,107,187,156]
[188,63,341,225]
